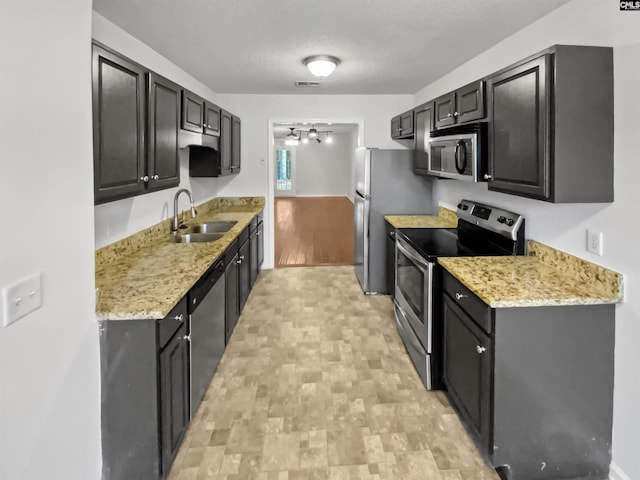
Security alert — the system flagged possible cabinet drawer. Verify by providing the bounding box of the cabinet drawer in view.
[443,272,492,334]
[158,297,187,349]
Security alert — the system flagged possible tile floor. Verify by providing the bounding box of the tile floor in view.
[168,266,499,480]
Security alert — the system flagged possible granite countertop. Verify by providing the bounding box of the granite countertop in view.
[385,206,458,229]
[438,241,623,308]
[95,199,263,321]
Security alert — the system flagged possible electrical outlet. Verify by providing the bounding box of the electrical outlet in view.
[587,230,604,256]
[2,273,43,327]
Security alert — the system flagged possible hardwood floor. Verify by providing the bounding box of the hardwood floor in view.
[274,196,354,268]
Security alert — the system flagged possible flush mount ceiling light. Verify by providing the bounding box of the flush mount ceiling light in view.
[303,55,341,78]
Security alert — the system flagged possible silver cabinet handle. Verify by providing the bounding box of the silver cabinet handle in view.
[453,111,459,117]
[455,292,467,300]
[183,334,191,342]
[390,231,395,237]
[484,174,493,180]
[152,174,159,180]
[447,113,452,118]
[140,175,149,182]
[256,232,260,236]
[239,255,245,260]
[476,345,487,354]
[173,314,184,322]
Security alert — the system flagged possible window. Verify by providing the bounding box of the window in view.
[276,149,293,192]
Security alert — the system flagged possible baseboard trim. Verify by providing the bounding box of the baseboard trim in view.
[610,462,632,480]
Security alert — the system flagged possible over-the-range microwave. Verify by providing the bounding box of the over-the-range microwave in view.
[419,123,487,182]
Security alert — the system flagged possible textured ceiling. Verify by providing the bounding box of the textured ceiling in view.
[93,0,571,94]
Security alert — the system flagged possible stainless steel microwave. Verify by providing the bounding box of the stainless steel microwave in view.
[426,123,487,182]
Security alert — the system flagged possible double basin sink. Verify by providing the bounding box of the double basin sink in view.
[171,221,237,243]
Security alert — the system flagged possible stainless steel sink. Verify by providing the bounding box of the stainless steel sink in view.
[190,221,237,233]
[172,232,224,243]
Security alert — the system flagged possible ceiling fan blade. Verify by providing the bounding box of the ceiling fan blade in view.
[316,137,321,143]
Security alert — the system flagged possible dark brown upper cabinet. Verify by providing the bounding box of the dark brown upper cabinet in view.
[231,114,241,174]
[189,109,240,177]
[92,44,146,204]
[147,72,181,192]
[487,45,613,202]
[434,80,485,129]
[413,101,434,175]
[204,102,221,136]
[390,109,414,139]
[181,89,220,136]
[181,90,205,133]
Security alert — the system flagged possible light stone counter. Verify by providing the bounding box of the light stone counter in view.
[95,197,264,320]
[384,206,457,229]
[438,240,623,308]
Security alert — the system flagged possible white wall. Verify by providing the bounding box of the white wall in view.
[276,131,355,197]
[92,13,221,248]
[0,1,101,478]
[215,94,414,269]
[414,1,640,478]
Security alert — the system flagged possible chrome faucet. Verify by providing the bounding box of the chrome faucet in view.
[172,188,197,232]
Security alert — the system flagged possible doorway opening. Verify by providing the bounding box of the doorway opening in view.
[271,121,361,268]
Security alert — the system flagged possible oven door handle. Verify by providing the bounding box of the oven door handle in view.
[397,239,430,272]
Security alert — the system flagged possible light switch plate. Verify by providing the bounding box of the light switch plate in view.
[2,273,42,327]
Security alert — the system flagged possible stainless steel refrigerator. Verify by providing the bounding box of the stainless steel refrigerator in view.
[354,147,434,294]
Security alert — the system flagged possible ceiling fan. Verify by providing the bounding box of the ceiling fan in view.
[295,124,333,143]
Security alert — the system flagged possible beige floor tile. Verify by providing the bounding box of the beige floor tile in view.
[168,267,498,480]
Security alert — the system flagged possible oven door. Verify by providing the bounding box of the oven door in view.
[395,236,433,352]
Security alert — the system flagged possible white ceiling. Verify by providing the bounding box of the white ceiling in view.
[93,0,571,95]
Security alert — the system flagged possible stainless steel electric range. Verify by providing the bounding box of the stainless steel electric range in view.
[394,199,526,390]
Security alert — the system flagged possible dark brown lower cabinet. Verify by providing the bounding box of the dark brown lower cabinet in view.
[442,271,615,480]
[224,240,240,344]
[159,322,190,474]
[250,226,258,287]
[257,221,264,268]
[239,234,251,310]
[385,221,396,297]
[99,298,189,480]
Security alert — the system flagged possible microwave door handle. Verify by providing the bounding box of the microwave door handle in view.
[454,140,467,174]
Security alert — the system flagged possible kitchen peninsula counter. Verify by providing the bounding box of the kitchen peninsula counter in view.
[95,197,264,320]
[438,240,623,308]
[385,206,457,229]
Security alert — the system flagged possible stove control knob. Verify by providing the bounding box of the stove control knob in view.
[457,203,469,211]
[497,216,506,224]
[505,218,515,227]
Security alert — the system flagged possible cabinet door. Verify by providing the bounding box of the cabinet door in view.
[204,102,220,136]
[434,92,456,128]
[239,239,251,311]
[148,72,180,192]
[413,103,433,175]
[231,115,241,173]
[488,55,550,200]
[443,295,492,452]
[219,110,232,175]
[399,111,414,137]
[390,115,401,139]
[456,81,485,123]
[249,229,258,287]
[257,222,264,267]
[225,253,239,344]
[386,227,396,297]
[159,323,189,476]
[92,44,146,204]
[181,90,204,133]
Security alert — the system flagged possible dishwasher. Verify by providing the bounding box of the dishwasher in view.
[188,258,226,418]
